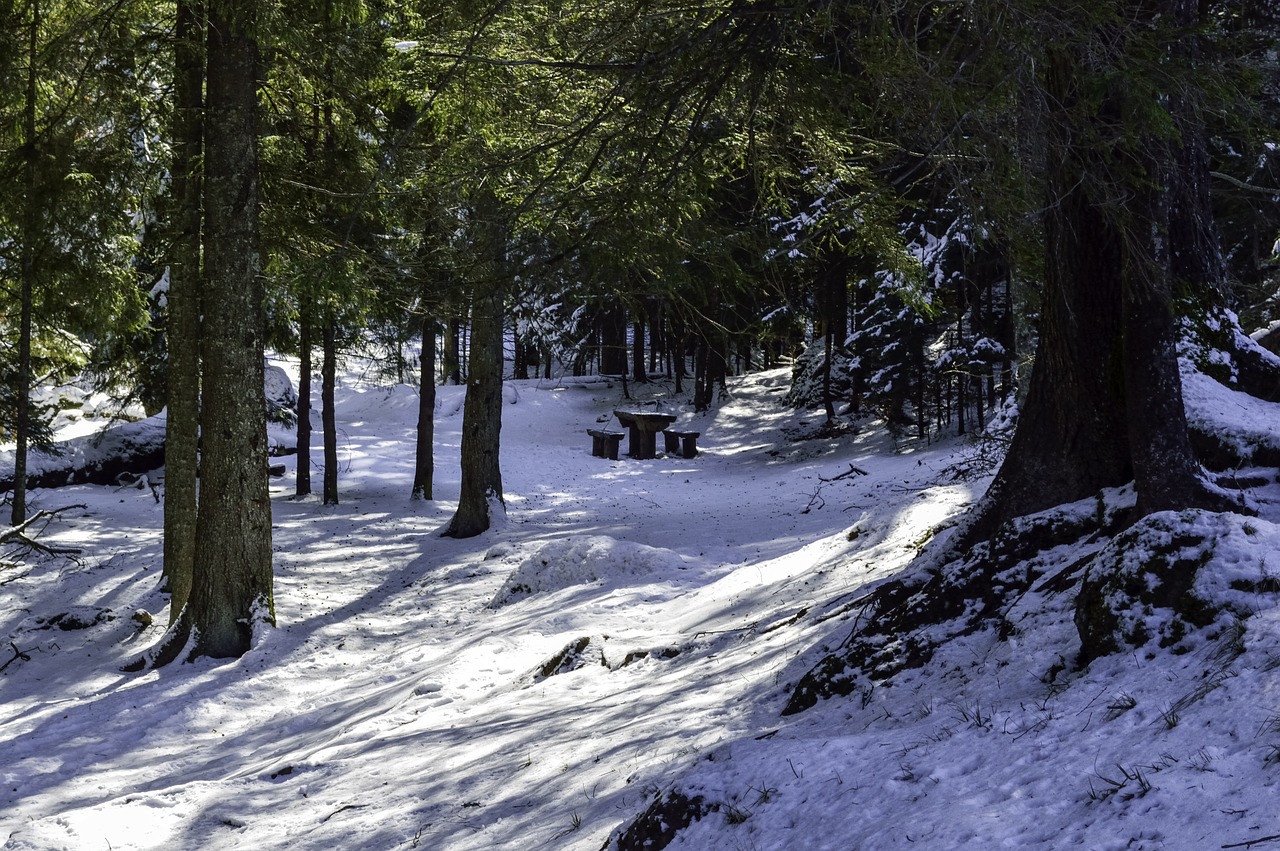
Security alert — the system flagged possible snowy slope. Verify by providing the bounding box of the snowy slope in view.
[1,359,1278,851]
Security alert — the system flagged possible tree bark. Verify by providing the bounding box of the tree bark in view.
[443,314,461,384]
[11,0,39,529]
[443,280,504,538]
[963,51,1134,544]
[151,0,273,665]
[295,298,312,497]
[162,0,204,621]
[322,311,338,505]
[413,305,436,501]
[600,304,627,376]
[632,309,647,383]
[964,13,1232,545]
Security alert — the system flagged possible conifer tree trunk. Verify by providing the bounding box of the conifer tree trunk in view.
[600,305,627,376]
[295,299,312,497]
[963,51,1135,544]
[963,14,1230,545]
[672,316,686,395]
[162,0,204,620]
[693,335,710,411]
[512,326,528,380]
[413,305,436,501]
[152,0,273,664]
[443,280,504,537]
[443,315,461,384]
[11,0,39,529]
[322,312,338,505]
[632,309,647,383]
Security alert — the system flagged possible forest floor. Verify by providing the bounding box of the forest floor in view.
[1,357,1279,850]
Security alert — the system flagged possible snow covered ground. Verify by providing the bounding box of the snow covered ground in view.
[2,359,1279,850]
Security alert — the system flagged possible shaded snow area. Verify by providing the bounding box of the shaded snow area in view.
[3,361,1280,850]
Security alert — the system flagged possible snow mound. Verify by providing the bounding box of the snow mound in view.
[489,535,687,607]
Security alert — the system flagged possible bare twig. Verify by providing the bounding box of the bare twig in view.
[800,484,826,514]
[819,463,869,482]
[0,642,31,674]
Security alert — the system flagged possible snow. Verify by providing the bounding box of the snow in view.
[3,360,1280,850]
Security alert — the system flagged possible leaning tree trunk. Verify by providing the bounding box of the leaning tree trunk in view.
[147,0,273,666]
[162,0,204,622]
[443,280,505,538]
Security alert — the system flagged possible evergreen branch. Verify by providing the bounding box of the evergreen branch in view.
[408,50,636,73]
[1210,171,1280,199]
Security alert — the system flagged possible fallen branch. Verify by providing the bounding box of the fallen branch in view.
[1223,835,1280,849]
[0,642,31,674]
[1,504,87,558]
[800,484,826,514]
[1,504,87,541]
[819,463,869,483]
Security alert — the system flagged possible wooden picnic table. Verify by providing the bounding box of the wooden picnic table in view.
[613,410,678,459]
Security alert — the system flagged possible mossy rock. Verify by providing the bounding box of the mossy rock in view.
[1074,510,1268,666]
[785,496,1117,715]
[607,790,712,851]
[533,635,607,681]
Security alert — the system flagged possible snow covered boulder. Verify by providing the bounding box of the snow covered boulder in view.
[0,416,167,493]
[1075,510,1280,665]
[264,364,298,426]
[489,535,686,607]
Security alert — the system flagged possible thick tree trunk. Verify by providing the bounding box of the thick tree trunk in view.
[1122,144,1207,515]
[162,0,204,622]
[152,0,273,665]
[443,281,504,538]
[964,17,1232,546]
[322,313,338,505]
[962,50,1136,545]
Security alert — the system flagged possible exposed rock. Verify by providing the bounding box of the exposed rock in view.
[607,791,713,851]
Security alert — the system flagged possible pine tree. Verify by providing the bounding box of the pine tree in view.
[0,0,154,526]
